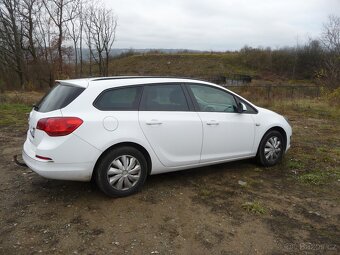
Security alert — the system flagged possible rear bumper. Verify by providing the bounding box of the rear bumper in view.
[22,150,93,181]
[22,130,102,181]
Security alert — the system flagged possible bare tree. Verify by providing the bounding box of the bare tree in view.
[84,3,117,76]
[19,0,41,62]
[102,10,117,76]
[83,4,93,76]
[322,15,340,53]
[65,0,81,76]
[0,0,26,87]
[321,15,340,89]
[85,4,103,75]
[43,0,79,74]
[0,0,118,88]
[35,5,59,87]
[78,0,85,76]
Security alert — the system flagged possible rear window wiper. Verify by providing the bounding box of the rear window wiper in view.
[33,104,39,111]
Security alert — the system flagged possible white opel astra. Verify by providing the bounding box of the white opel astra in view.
[22,77,292,197]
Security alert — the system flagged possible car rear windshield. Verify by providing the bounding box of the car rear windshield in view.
[35,83,85,113]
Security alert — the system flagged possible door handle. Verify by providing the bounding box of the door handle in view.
[146,120,163,125]
[206,121,219,126]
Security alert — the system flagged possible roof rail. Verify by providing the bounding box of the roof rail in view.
[91,76,209,82]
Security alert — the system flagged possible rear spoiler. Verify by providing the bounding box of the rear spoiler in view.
[55,79,89,88]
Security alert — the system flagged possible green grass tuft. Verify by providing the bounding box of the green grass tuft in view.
[298,169,340,185]
[0,103,31,127]
[287,160,305,169]
[198,188,213,198]
[242,201,266,215]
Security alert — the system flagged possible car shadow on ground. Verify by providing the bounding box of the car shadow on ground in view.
[25,158,256,199]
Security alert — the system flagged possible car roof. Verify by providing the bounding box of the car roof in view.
[56,76,213,88]
[56,76,259,110]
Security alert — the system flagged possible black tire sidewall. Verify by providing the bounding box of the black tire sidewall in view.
[95,146,148,197]
[258,130,284,167]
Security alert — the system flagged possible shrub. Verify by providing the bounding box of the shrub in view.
[327,87,340,106]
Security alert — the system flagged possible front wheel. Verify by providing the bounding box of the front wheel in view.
[257,130,284,167]
[95,146,148,197]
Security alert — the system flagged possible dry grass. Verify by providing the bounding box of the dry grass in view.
[242,201,267,214]
[0,91,42,126]
[0,91,43,105]
[108,53,256,78]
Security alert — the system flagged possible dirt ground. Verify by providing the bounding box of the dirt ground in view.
[0,99,339,255]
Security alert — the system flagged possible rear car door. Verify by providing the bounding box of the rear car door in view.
[138,83,203,167]
[186,83,255,162]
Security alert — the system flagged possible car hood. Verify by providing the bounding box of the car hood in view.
[256,106,282,118]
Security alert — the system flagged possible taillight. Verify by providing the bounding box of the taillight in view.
[36,117,83,136]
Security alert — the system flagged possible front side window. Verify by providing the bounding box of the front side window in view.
[140,84,189,111]
[188,84,238,112]
[94,86,142,110]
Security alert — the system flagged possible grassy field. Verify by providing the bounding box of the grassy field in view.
[0,91,41,127]
[108,53,256,78]
[0,90,339,254]
[105,52,317,86]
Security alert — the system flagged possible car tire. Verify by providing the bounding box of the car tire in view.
[256,130,284,167]
[95,146,148,197]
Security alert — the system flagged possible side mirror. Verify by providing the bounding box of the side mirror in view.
[237,102,247,113]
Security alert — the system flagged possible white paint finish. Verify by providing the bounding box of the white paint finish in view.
[139,111,202,167]
[23,150,93,181]
[23,131,101,164]
[198,112,255,162]
[56,78,90,88]
[252,107,292,153]
[103,116,119,131]
[22,77,292,182]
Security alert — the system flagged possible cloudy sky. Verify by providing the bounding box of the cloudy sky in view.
[105,0,340,51]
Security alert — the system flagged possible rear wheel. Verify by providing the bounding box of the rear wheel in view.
[257,130,284,167]
[95,146,148,197]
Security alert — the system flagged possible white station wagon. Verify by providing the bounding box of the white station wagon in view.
[23,77,292,197]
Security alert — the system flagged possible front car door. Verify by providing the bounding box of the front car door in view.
[186,83,256,163]
[138,83,203,167]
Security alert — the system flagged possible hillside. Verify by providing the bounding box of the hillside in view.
[108,53,257,80]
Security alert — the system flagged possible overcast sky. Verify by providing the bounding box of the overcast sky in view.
[105,0,340,51]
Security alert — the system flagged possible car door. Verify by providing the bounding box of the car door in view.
[186,83,255,163]
[138,83,203,167]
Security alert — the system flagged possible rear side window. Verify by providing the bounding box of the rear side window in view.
[140,84,189,111]
[37,84,85,113]
[94,86,142,111]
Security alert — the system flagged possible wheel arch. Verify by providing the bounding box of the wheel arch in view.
[257,126,287,154]
[91,142,152,180]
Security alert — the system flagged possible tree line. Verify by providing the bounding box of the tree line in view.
[239,15,339,89]
[0,0,117,89]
